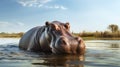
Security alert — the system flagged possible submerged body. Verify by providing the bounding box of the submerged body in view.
[19,21,85,54]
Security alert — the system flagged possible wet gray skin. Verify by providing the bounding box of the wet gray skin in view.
[19,21,85,55]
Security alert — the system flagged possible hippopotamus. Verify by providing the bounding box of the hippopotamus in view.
[19,21,85,54]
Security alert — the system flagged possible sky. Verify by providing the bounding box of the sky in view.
[1,0,120,33]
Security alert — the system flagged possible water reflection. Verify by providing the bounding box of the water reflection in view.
[110,43,120,48]
[86,40,120,49]
[32,55,85,67]
[0,38,120,67]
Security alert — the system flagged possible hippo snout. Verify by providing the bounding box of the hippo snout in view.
[54,36,71,54]
[53,36,85,54]
[75,37,86,54]
[56,37,69,46]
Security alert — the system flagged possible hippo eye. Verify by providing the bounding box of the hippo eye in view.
[54,27,63,35]
[51,24,60,31]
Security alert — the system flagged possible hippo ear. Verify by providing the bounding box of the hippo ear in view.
[45,21,50,26]
[65,22,70,30]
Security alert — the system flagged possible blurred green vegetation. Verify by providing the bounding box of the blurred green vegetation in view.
[1,24,120,40]
[73,31,120,40]
[0,32,24,38]
[73,24,120,40]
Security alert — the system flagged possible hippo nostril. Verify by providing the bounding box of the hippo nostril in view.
[75,37,81,44]
[75,37,80,40]
[61,39,67,44]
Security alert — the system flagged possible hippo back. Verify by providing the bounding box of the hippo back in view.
[19,26,45,51]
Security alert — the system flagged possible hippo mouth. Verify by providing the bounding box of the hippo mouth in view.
[50,36,85,54]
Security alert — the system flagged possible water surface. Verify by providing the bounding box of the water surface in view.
[0,38,120,67]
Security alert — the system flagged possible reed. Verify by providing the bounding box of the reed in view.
[0,32,24,38]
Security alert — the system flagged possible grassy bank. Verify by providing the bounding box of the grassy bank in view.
[1,32,120,40]
[82,37,120,40]
[73,31,120,40]
[0,32,24,38]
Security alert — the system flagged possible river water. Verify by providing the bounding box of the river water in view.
[0,38,120,67]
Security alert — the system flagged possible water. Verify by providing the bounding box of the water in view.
[0,38,120,67]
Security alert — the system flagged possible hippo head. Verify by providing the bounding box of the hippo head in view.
[45,21,85,55]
